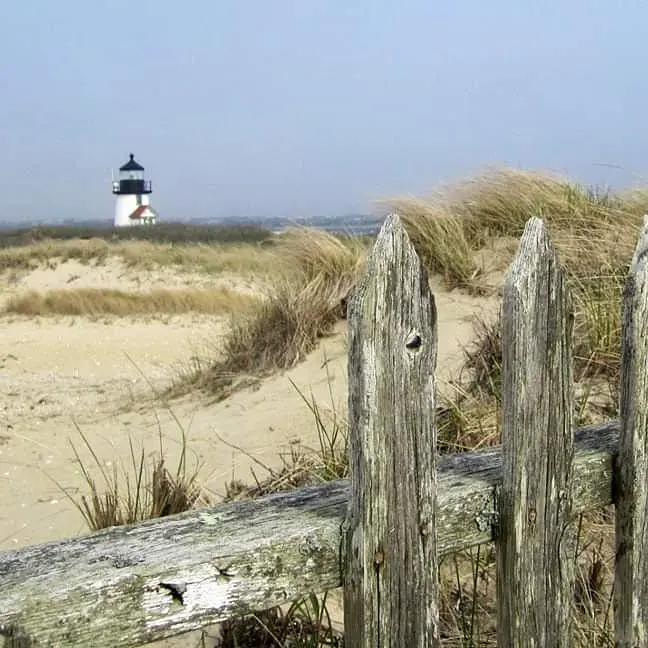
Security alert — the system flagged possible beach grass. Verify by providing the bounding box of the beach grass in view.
[2,287,259,317]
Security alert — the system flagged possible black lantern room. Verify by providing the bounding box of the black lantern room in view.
[112,154,152,195]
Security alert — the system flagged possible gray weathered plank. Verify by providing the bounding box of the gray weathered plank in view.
[497,217,575,648]
[0,422,618,648]
[615,218,648,647]
[344,213,440,647]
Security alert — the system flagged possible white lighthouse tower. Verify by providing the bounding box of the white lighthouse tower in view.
[112,153,159,227]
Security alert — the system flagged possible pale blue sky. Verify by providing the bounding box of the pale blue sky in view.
[1,1,646,223]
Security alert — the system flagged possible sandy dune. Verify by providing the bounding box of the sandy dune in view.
[0,257,499,644]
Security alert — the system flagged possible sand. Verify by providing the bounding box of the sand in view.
[0,255,499,644]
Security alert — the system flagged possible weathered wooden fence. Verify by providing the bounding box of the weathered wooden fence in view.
[1,214,648,647]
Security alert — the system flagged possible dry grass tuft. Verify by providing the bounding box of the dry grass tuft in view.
[174,279,343,400]
[384,196,477,289]
[223,280,339,370]
[3,287,258,317]
[0,238,279,277]
[173,227,368,400]
[217,592,342,647]
[273,226,369,321]
[275,226,367,286]
[223,371,348,502]
[436,388,500,454]
[386,166,642,289]
[461,314,503,401]
[117,240,278,276]
[0,238,112,272]
[54,423,203,532]
[571,269,625,381]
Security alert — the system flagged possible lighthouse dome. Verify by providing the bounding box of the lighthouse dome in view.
[119,154,145,172]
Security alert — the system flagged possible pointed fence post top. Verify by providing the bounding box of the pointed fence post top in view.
[378,211,404,234]
[370,212,411,259]
[505,217,561,292]
[349,211,430,319]
[630,216,648,278]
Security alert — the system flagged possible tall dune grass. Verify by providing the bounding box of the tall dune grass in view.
[438,167,627,238]
[0,238,279,276]
[385,197,477,287]
[275,226,367,285]
[171,167,647,399]
[3,287,258,317]
[172,228,369,400]
[388,167,642,289]
[386,166,644,379]
[172,278,343,400]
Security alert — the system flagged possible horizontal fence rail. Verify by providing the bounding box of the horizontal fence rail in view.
[0,421,617,648]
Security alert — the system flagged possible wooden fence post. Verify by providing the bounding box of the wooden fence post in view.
[497,217,575,647]
[615,218,648,647]
[344,214,440,647]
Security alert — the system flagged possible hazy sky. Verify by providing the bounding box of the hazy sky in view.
[1,1,647,223]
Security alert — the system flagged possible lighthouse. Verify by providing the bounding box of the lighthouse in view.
[112,153,159,227]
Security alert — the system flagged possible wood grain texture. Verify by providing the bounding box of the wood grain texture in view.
[0,422,619,648]
[615,218,648,647]
[344,213,440,647]
[497,217,575,648]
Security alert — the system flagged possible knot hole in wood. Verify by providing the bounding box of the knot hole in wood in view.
[405,331,422,353]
